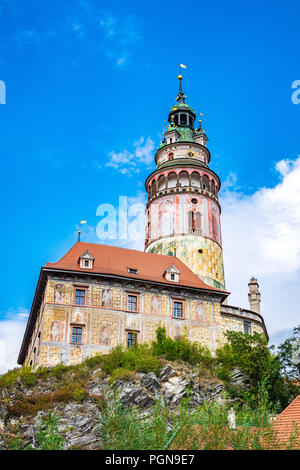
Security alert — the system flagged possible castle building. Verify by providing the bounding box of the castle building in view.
[18,77,268,368]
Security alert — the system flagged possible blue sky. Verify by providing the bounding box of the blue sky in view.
[0,0,300,372]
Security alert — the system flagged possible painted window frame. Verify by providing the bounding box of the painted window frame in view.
[172,299,185,319]
[73,286,87,306]
[71,325,83,345]
[126,292,139,312]
[127,330,138,348]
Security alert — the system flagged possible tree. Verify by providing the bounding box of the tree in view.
[277,326,300,382]
[216,331,289,408]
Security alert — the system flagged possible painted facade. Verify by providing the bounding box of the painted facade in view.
[23,274,267,368]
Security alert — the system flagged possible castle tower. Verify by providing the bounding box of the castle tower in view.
[145,76,225,289]
[248,277,261,313]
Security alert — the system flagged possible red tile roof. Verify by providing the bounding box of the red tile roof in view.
[272,395,300,445]
[45,242,227,293]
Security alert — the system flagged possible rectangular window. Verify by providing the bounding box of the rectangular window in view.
[72,326,82,344]
[127,294,138,312]
[243,321,251,335]
[170,273,175,281]
[75,288,85,305]
[127,331,137,348]
[84,260,89,267]
[128,268,137,274]
[173,301,183,318]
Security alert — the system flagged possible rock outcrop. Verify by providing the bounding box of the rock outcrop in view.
[0,361,231,450]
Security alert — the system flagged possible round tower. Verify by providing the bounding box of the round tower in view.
[145,76,225,289]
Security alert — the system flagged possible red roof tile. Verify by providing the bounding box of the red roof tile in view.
[272,395,300,445]
[45,242,226,293]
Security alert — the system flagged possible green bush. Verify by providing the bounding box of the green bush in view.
[100,344,161,376]
[152,326,213,368]
[72,387,85,402]
[216,331,290,408]
[51,363,69,379]
[108,368,135,384]
[35,412,66,450]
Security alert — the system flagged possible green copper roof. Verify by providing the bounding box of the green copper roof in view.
[176,126,195,142]
[170,102,195,114]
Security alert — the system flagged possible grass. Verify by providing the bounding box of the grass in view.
[7,380,89,416]
[99,393,300,450]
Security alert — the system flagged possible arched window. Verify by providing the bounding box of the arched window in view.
[168,172,177,188]
[196,212,201,235]
[158,175,166,191]
[151,181,156,197]
[191,171,200,188]
[179,171,189,187]
[202,175,210,191]
[188,211,194,234]
[168,152,174,161]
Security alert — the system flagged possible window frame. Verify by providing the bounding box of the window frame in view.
[243,320,251,335]
[126,292,139,312]
[128,268,138,274]
[172,299,185,319]
[127,330,137,348]
[71,325,83,345]
[73,287,87,306]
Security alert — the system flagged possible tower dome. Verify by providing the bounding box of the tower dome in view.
[168,75,196,129]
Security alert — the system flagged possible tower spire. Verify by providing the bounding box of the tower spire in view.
[176,74,185,103]
[178,74,183,93]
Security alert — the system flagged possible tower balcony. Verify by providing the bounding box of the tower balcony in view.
[147,185,219,206]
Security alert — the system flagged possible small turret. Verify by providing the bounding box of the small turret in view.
[248,277,261,313]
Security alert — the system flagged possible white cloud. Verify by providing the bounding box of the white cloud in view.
[105,137,155,174]
[0,308,29,375]
[221,156,300,343]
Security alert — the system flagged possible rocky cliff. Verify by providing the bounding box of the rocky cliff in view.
[0,361,247,450]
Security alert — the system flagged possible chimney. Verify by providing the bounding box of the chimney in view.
[248,277,261,313]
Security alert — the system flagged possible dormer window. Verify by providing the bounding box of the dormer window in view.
[128,268,138,274]
[164,264,181,283]
[78,250,95,270]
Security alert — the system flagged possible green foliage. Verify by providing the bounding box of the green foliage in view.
[277,325,300,381]
[152,326,213,368]
[83,353,103,369]
[51,363,69,378]
[99,392,300,450]
[100,344,161,376]
[72,387,85,402]
[108,368,135,384]
[216,331,290,408]
[99,393,170,450]
[35,412,66,450]
[7,381,88,416]
[5,437,24,450]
